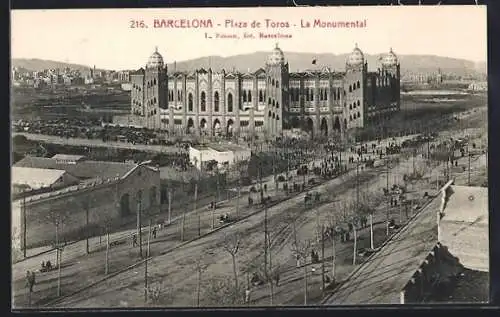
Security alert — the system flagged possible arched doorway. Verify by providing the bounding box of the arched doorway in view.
[306,117,314,138]
[200,118,207,135]
[291,116,300,129]
[213,118,221,136]
[227,119,234,137]
[187,118,194,134]
[320,117,328,136]
[333,116,341,132]
[120,193,130,216]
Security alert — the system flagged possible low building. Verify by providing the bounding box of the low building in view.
[437,184,488,272]
[189,143,251,170]
[11,155,161,250]
[11,167,79,194]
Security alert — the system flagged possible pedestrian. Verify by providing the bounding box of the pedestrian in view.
[275,269,280,287]
[132,234,138,247]
[152,226,157,239]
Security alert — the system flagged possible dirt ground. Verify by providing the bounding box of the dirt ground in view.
[12,103,488,308]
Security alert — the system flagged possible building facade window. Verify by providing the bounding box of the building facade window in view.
[188,93,193,112]
[200,91,206,112]
[227,93,233,112]
[214,92,220,112]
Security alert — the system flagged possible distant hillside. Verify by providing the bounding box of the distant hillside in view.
[12,58,106,74]
[13,53,487,77]
[167,52,487,77]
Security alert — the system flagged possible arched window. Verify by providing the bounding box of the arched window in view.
[177,90,182,101]
[357,100,360,107]
[357,81,360,89]
[248,91,252,102]
[272,100,275,107]
[200,91,206,112]
[214,92,220,112]
[276,102,279,109]
[227,93,233,112]
[259,90,264,102]
[349,85,352,92]
[349,104,352,110]
[349,115,352,121]
[188,93,193,112]
[243,90,247,103]
[276,81,279,88]
[268,97,271,105]
[153,78,157,85]
[357,111,361,118]
[272,79,275,86]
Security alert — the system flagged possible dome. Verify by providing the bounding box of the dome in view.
[267,43,285,65]
[147,47,164,68]
[381,48,398,66]
[346,43,364,66]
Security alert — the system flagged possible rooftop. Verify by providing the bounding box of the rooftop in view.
[14,156,136,181]
[191,143,250,153]
[12,167,70,190]
[51,154,86,161]
[442,185,488,225]
[323,196,440,305]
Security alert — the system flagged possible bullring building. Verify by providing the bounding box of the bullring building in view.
[114,44,400,139]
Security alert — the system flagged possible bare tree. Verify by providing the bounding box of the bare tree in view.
[81,200,91,254]
[223,232,241,292]
[45,208,68,297]
[203,276,245,307]
[147,279,173,306]
[194,255,208,307]
[291,239,312,305]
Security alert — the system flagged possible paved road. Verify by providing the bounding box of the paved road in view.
[13,133,181,154]
[11,134,425,307]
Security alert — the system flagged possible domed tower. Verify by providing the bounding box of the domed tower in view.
[346,43,367,73]
[265,43,289,138]
[144,47,168,130]
[381,48,401,110]
[344,44,367,130]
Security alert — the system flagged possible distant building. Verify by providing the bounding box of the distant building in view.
[468,82,487,92]
[11,155,161,250]
[118,71,131,83]
[121,83,132,91]
[189,143,251,170]
[114,44,401,139]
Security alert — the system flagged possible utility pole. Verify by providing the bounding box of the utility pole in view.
[386,157,390,193]
[236,178,241,220]
[321,224,325,297]
[468,149,472,186]
[85,202,90,255]
[356,162,360,212]
[144,219,152,303]
[193,182,199,237]
[22,193,27,258]
[167,189,172,224]
[259,159,268,280]
[137,198,143,258]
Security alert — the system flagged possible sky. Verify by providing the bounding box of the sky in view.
[11,6,487,70]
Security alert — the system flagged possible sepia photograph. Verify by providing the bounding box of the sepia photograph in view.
[10,5,488,309]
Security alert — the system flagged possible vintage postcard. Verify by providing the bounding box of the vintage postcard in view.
[11,5,488,309]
